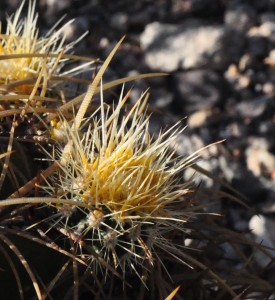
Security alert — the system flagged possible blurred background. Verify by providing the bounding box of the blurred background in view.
[1,0,275,272]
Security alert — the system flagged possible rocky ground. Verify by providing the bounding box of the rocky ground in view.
[2,0,275,294]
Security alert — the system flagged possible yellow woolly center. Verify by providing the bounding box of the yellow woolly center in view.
[0,35,40,93]
[81,142,168,218]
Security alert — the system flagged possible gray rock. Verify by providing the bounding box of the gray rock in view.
[188,109,212,129]
[224,4,257,32]
[249,215,275,267]
[140,21,245,71]
[235,96,270,118]
[246,147,275,177]
[43,0,72,12]
[150,88,173,108]
[260,12,275,24]
[172,70,227,114]
[249,16,275,43]
[110,12,128,31]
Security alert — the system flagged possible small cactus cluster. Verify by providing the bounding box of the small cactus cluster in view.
[0,0,87,95]
[42,90,197,282]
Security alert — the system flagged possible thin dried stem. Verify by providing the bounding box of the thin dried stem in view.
[8,163,58,198]
[0,119,16,190]
[0,234,42,299]
[0,242,24,300]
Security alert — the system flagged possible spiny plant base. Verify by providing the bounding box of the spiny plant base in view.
[0,1,274,300]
